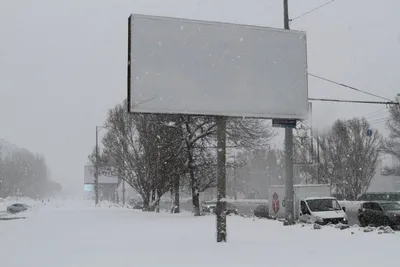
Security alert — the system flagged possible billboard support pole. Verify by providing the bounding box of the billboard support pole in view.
[216,116,227,242]
[283,0,295,225]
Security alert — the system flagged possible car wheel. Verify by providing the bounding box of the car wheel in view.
[383,217,391,227]
[358,216,367,227]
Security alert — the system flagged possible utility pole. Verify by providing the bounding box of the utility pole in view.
[122,179,126,205]
[216,116,227,242]
[283,0,295,225]
[233,153,237,200]
[95,126,99,206]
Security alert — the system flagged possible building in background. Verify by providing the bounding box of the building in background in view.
[83,165,119,202]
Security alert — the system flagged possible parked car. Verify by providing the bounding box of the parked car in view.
[226,203,239,215]
[142,205,156,212]
[254,204,269,218]
[202,201,217,213]
[132,201,144,210]
[202,201,238,215]
[7,203,29,214]
[358,201,400,228]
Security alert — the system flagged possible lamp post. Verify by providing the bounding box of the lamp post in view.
[95,125,108,205]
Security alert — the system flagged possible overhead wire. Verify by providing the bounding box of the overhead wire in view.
[361,107,387,118]
[368,117,390,125]
[290,0,337,22]
[308,73,392,101]
[358,107,388,120]
[288,0,396,127]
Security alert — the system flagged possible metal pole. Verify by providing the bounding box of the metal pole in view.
[122,179,126,205]
[283,0,290,29]
[216,116,227,242]
[283,0,295,225]
[95,126,99,206]
[309,102,313,162]
[233,153,237,200]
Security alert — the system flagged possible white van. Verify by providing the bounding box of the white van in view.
[299,197,348,225]
[268,184,348,224]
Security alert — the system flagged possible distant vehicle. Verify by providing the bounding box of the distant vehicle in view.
[254,204,269,218]
[202,201,238,215]
[142,205,155,212]
[358,201,400,228]
[226,203,239,215]
[132,201,144,210]
[202,201,216,213]
[7,203,29,214]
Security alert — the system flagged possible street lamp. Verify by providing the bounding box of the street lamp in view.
[95,125,108,205]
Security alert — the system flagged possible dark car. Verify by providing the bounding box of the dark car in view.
[202,201,217,213]
[132,201,144,210]
[254,204,269,218]
[7,203,29,214]
[358,201,400,228]
[202,201,238,215]
[226,203,239,215]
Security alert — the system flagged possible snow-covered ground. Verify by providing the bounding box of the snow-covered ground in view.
[0,198,397,267]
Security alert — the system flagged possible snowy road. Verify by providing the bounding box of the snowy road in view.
[0,199,397,267]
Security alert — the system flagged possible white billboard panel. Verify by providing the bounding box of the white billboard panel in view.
[84,165,118,184]
[128,14,308,119]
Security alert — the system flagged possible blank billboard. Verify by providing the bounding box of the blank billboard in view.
[128,14,308,119]
[84,165,118,184]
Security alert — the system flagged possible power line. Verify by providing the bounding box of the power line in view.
[308,73,392,101]
[360,107,388,119]
[368,117,389,125]
[369,117,388,123]
[308,98,396,105]
[362,107,387,118]
[290,0,337,22]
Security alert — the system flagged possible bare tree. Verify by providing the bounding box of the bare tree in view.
[89,100,275,215]
[88,102,186,211]
[296,118,381,199]
[0,146,52,199]
[382,106,400,169]
[176,116,275,215]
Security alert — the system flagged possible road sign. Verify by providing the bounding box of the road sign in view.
[272,119,297,128]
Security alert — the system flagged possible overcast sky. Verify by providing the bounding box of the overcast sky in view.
[1,0,399,194]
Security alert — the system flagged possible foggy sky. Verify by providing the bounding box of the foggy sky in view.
[1,0,399,194]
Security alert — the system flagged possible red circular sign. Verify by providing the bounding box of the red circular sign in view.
[272,192,280,214]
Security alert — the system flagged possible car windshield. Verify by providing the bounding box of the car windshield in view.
[389,194,400,201]
[306,199,342,212]
[380,202,400,211]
